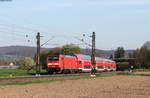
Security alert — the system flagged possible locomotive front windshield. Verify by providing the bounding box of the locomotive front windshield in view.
[48,56,59,61]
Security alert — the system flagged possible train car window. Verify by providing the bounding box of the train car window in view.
[84,65,91,68]
[82,56,91,60]
[95,57,104,62]
[76,54,91,60]
[48,56,59,61]
[98,66,103,69]
[64,55,74,58]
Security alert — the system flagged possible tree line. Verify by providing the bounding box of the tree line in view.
[16,43,150,71]
[40,45,80,69]
[16,44,81,71]
[113,45,150,69]
[132,46,150,69]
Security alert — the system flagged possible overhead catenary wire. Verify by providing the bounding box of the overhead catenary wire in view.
[74,36,92,47]
[0,29,35,41]
[0,29,36,47]
[0,24,58,41]
[41,36,55,46]
[0,16,60,49]
[0,29,27,37]
[0,17,90,48]
[0,24,37,35]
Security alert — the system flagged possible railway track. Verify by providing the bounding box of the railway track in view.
[0,71,122,83]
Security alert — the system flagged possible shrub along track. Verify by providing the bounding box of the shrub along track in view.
[0,71,122,83]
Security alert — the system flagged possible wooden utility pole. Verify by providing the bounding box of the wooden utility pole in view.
[36,32,40,75]
[91,32,96,75]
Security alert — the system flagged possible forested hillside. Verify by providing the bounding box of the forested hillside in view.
[0,46,133,58]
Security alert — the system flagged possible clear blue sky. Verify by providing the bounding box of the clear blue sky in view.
[0,0,150,50]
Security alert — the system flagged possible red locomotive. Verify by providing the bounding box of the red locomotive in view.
[47,54,116,74]
[47,54,79,74]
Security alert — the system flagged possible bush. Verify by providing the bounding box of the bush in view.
[16,57,35,71]
[133,69,150,72]
[143,62,150,69]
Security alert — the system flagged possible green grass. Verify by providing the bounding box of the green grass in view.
[96,74,114,77]
[1,72,150,86]
[136,74,150,76]
[1,69,150,86]
[0,69,114,77]
[133,69,150,72]
[0,69,47,77]
[0,74,113,86]
[117,72,135,76]
[0,78,68,86]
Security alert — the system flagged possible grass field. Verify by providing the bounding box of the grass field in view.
[0,69,47,77]
[117,71,150,76]
[0,74,112,86]
[0,68,150,77]
[133,68,150,72]
[0,71,150,86]
[0,69,150,86]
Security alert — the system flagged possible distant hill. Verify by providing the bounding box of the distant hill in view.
[0,46,134,59]
[0,46,37,57]
[81,48,133,58]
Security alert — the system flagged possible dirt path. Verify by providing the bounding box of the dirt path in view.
[0,76,150,98]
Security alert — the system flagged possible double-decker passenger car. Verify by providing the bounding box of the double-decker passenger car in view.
[95,57,105,72]
[47,54,116,74]
[76,55,92,72]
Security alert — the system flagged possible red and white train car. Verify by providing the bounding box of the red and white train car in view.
[95,58,105,72]
[103,59,116,71]
[111,61,117,71]
[76,55,92,72]
[46,54,116,74]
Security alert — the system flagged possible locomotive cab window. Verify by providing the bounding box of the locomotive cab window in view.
[48,56,59,61]
[78,61,82,64]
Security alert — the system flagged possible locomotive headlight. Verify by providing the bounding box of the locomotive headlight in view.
[48,63,52,65]
[54,63,59,65]
[48,63,59,65]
